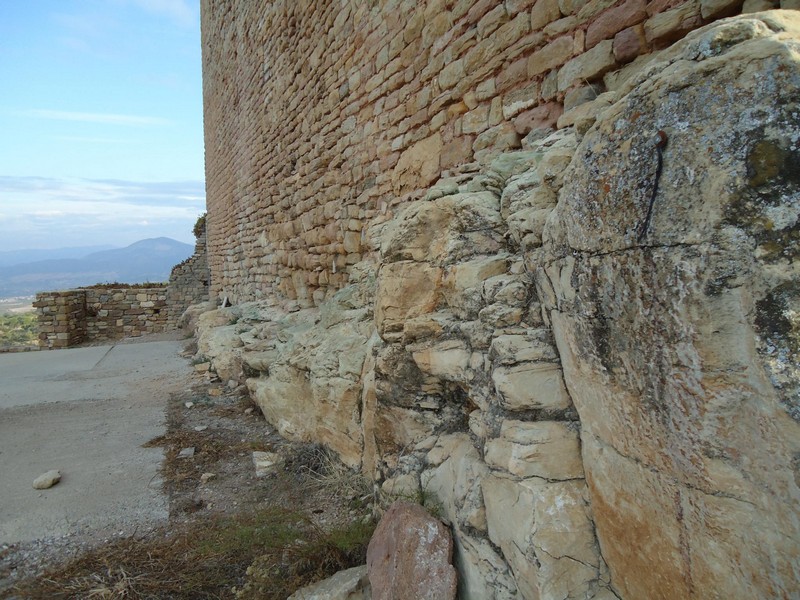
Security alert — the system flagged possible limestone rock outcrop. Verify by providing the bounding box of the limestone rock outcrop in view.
[540,12,800,599]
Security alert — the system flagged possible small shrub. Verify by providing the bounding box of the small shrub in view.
[234,516,374,599]
[193,213,207,238]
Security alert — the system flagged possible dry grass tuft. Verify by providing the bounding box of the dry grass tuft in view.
[283,443,372,502]
[9,507,373,600]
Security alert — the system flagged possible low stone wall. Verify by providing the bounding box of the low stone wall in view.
[35,233,210,348]
[84,288,169,340]
[35,287,169,349]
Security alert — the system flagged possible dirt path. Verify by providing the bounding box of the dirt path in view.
[0,336,189,588]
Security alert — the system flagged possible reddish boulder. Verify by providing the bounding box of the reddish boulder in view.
[366,501,457,600]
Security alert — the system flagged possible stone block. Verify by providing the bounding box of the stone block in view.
[484,420,584,479]
[502,81,541,119]
[439,59,465,90]
[495,12,531,47]
[527,35,574,77]
[507,0,538,13]
[473,122,521,153]
[490,332,558,364]
[441,136,474,168]
[375,261,442,336]
[492,362,572,410]
[558,0,589,15]
[613,23,648,63]
[475,78,496,101]
[531,0,562,30]
[742,0,777,9]
[462,104,490,134]
[512,101,562,135]
[700,0,744,18]
[644,2,701,46]
[392,133,442,194]
[411,340,471,381]
[585,0,647,49]
[562,83,602,111]
[477,4,509,38]
[557,39,616,91]
[343,230,361,253]
[483,475,602,600]
[495,55,529,93]
[557,90,615,132]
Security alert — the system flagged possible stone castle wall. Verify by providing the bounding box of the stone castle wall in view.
[199,4,800,599]
[201,0,768,307]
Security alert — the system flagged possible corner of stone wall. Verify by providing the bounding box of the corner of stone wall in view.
[34,290,87,349]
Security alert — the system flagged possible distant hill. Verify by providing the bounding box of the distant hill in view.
[0,245,117,268]
[0,238,194,298]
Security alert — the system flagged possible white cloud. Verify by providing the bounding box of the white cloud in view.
[21,109,170,127]
[54,136,131,144]
[0,176,205,250]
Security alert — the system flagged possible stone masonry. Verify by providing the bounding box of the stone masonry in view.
[200,0,788,308]
[34,291,87,349]
[35,288,169,348]
[35,230,210,348]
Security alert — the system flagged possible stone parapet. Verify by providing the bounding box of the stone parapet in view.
[33,290,87,349]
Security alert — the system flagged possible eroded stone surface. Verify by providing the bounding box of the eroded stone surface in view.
[541,12,800,599]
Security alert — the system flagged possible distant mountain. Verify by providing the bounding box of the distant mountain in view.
[0,245,117,268]
[0,238,194,298]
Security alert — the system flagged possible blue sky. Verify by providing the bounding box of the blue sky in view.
[0,0,205,251]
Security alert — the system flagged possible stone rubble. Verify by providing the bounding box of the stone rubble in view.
[287,565,371,600]
[32,470,61,490]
